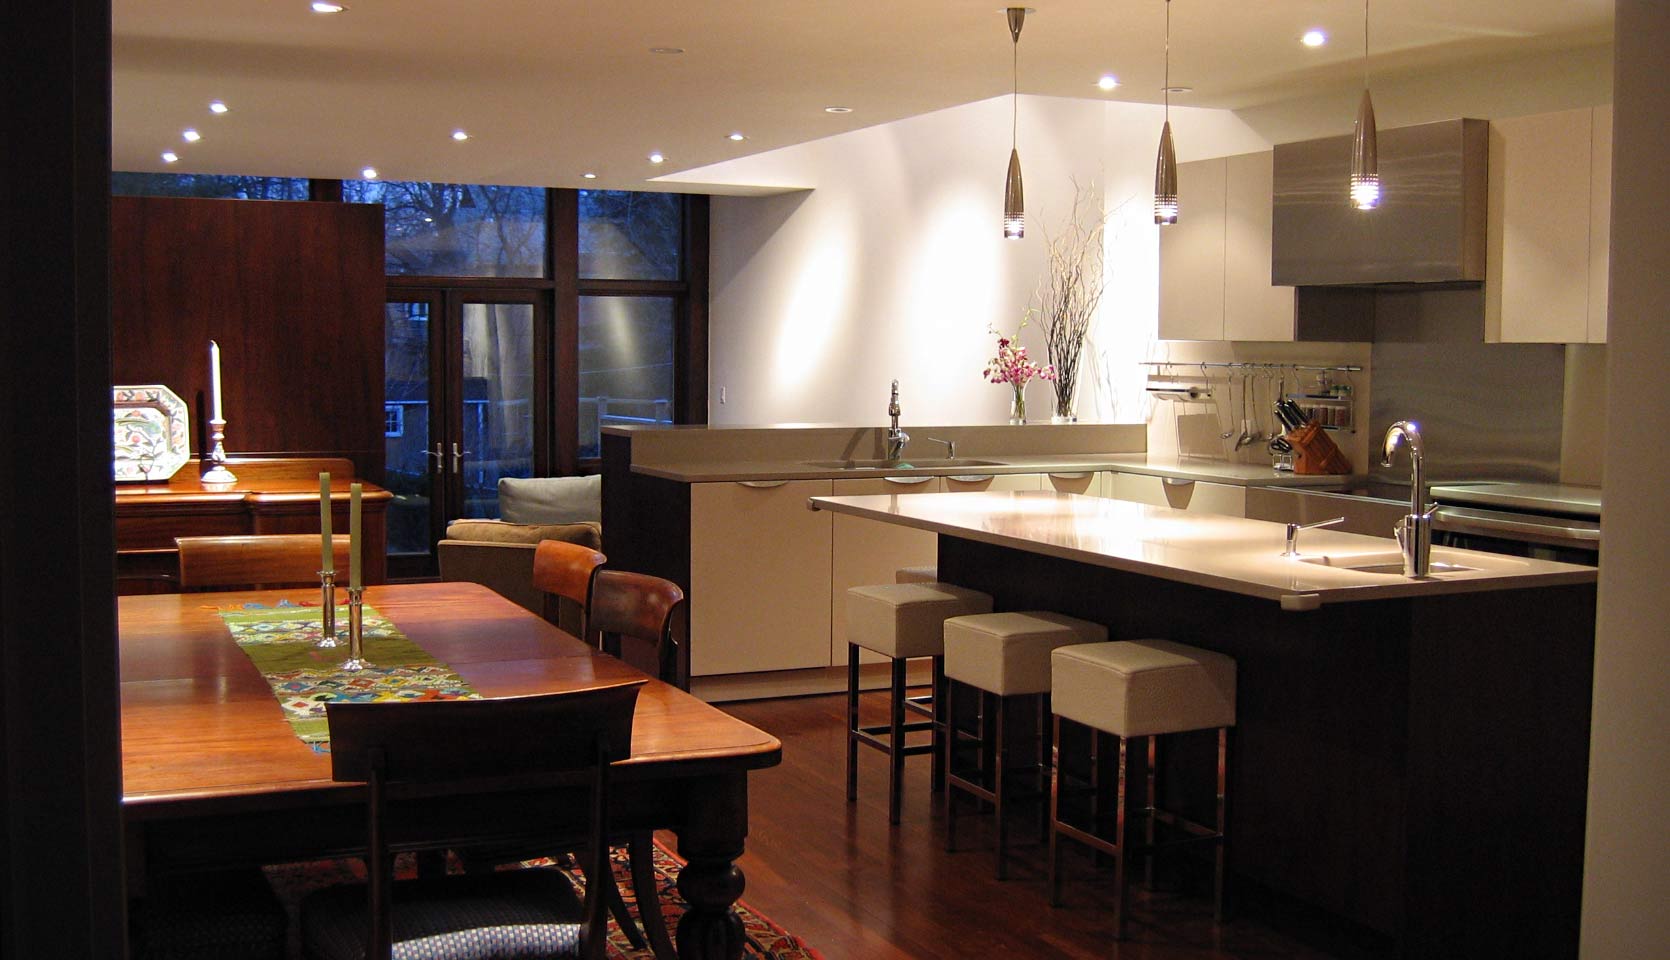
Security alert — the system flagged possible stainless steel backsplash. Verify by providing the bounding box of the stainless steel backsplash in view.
[1368,286,1565,484]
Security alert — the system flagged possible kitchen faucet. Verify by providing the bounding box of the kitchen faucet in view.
[1382,420,1436,577]
[886,380,909,460]
[922,436,955,459]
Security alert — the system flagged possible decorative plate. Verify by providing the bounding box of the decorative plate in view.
[113,384,190,482]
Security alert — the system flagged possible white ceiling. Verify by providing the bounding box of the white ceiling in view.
[112,1,1613,194]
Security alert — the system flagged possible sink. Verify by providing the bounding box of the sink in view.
[801,457,1007,470]
[1300,553,1477,576]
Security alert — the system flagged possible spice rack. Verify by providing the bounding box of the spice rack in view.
[1286,392,1355,431]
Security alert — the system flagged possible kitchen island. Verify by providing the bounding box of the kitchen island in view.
[809,491,1597,960]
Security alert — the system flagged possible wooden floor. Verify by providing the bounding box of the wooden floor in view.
[712,693,1343,960]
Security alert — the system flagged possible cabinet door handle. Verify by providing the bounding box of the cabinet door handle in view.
[883,475,935,485]
[1049,472,1091,480]
[736,480,789,489]
[1162,477,1195,487]
[948,475,992,484]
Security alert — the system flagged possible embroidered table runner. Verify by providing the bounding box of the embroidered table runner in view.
[220,602,480,743]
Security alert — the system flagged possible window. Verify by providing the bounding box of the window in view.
[579,190,682,280]
[383,405,405,438]
[342,180,547,278]
[111,172,309,200]
[578,296,677,458]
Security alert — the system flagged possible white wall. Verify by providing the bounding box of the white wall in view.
[1582,2,1670,956]
[687,94,1265,427]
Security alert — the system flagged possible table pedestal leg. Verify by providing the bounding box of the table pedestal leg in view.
[674,773,749,960]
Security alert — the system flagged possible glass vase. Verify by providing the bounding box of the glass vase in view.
[1009,386,1028,425]
[1052,380,1077,423]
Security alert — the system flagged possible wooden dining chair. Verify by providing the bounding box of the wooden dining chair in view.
[590,570,689,693]
[299,681,646,960]
[532,538,608,644]
[175,534,350,591]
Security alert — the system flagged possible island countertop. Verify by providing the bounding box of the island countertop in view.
[807,490,1596,607]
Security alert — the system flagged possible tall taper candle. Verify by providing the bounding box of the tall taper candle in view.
[319,472,334,572]
[209,340,223,421]
[348,482,363,589]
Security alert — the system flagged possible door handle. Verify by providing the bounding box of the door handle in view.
[424,443,444,474]
[450,442,471,474]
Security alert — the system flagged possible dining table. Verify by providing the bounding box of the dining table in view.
[120,580,783,960]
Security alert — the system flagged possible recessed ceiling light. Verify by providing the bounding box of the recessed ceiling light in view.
[726,132,747,142]
[451,130,470,141]
[1097,75,1119,91]
[647,152,666,164]
[582,173,598,180]
[181,128,201,142]
[1162,85,1193,95]
[209,100,229,114]
[649,47,684,55]
[361,167,378,179]
[824,106,853,114]
[311,2,345,13]
[1301,29,1328,48]
[161,151,179,163]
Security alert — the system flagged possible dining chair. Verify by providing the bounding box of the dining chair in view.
[175,534,350,591]
[532,538,608,645]
[299,680,646,960]
[590,569,689,693]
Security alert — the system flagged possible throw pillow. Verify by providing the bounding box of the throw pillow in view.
[498,475,602,525]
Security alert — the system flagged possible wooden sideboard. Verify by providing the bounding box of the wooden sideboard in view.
[115,457,391,594]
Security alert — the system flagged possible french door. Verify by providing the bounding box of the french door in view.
[384,287,550,577]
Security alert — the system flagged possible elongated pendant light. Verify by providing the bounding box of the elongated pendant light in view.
[1350,0,1381,210]
[1153,0,1178,225]
[1003,7,1027,239]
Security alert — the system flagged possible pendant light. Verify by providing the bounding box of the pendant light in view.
[1003,7,1027,240]
[1153,0,1178,225]
[1350,0,1381,210]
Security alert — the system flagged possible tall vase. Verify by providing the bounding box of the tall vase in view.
[1009,385,1028,425]
[1052,376,1077,423]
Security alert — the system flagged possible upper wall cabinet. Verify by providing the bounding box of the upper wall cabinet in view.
[1160,152,1310,342]
[1485,106,1613,343]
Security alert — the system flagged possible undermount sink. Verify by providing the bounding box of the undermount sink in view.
[801,457,1007,470]
[1299,553,1477,576]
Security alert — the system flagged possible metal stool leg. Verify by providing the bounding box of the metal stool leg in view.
[846,642,859,803]
[1215,726,1229,922]
[930,655,947,793]
[1145,735,1158,888]
[1048,714,1064,907]
[1113,734,1130,941]
[888,656,907,825]
[945,676,960,851]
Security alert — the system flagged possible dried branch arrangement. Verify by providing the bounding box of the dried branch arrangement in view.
[1037,182,1108,421]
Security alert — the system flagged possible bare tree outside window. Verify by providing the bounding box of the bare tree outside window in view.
[343,180,547,278]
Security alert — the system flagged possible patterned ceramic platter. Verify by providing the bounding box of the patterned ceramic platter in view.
[113,384,190,482]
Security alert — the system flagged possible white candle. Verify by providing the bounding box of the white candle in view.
[209,340,224,421]
[348,483,362,589]
[319,472,334,572]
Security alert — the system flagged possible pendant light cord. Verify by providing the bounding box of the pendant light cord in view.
[1012,32,1019,147]
[1163,0,1171,119]
[1363,0,1370,90]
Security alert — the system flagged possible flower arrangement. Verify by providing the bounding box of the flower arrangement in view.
[1038,182,1112,422]
[984,320,1055,423]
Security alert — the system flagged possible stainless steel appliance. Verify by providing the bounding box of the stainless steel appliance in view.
[1427,481,1600,566]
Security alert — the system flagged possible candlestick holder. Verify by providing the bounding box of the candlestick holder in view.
[202,417,238,484]
[341,587,371,672]
[316,570,340,648]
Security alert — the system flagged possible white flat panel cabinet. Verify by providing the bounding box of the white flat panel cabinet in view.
[1486,106,1613,344]
[1160,151,1296,342]
[1043,472,1097,496]
[1107,473,1247,518]
[830,476,944,665]
[1158,157,1228,341]
[943,473,1043,494]
[689,479,832,676]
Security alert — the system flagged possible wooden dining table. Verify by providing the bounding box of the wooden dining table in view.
[120,581,782,960]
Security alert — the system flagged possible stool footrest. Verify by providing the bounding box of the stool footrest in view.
[854,730,938,757]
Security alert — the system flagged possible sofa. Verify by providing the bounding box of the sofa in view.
[436,475,602,632]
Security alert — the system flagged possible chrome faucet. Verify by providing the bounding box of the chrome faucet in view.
[886,380,910,460]
[1382,420,1436,577]
[1282,516,1345,557]
[923,436,955,459]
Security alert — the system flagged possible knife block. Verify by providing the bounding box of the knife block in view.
[1288,423,1354,475]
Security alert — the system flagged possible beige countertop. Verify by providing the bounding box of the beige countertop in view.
[806,491,1596,608]
[630,452,1356,486]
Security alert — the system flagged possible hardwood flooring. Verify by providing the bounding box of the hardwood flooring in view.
[712,693,1343,960]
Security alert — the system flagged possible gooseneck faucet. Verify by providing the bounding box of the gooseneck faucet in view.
[886,380,910,460]
[1382,420,1436,577]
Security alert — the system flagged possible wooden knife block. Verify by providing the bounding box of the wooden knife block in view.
[1289,423,1354,475]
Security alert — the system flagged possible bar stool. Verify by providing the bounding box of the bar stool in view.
[1048,640,1236,939]
[895,564,938,584]
[943,611,1106,879]
[846,582,992,823]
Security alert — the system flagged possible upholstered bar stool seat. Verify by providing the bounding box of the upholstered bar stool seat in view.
[846,582,992,824]
[895,564,939,584]
[943,611,1107,878]
[1049,640,1237,939]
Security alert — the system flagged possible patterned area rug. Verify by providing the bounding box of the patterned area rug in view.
[264,840,821,960]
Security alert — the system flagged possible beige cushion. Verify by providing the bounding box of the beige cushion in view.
[1052,640,1236,738]
[944,612,1108,696]
[443,518,602,552]
[895,565,939,584]
[499,475,602,525]
[846,582,993,660]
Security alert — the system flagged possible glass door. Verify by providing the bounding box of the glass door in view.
[386,289,548,577]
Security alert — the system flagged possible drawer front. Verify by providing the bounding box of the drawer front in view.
[944,473,1043,494]
[1109,473,1246,517]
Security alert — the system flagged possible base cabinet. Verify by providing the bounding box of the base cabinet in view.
[689,479,832,676]
[1108,472,1247,517]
